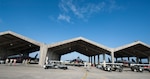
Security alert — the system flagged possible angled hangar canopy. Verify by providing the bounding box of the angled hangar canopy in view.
[47,37,111,56]
[0,31,42,56]
[114,41,150,58]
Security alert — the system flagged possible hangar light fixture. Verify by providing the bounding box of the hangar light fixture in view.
[10,43,13,46]
[29,44,32,47]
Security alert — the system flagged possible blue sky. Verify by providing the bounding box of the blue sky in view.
[0,0,150,61]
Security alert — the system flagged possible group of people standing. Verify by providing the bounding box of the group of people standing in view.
[5,58,17,66]
[22,59,31,65]
[5,58,30,66]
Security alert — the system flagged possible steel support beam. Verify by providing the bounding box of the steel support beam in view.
[94,55,95,65]
[136,57,139,64]
[128,57,130,61]
[98,54,100,64]
[91,56,93,64]
[88,56,90,63]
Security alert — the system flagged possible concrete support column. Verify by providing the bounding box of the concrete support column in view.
[39,44,47,66]
[148,56,150,64]
[103,53,106,67]
[111,51,114,64]
[98,54,100,64]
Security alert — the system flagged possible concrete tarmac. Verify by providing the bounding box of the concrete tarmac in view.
[0,64,150,79]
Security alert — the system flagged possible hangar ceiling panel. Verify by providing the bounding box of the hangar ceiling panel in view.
[0,31,41,56]
[48,37,111,57]
[114,41,150,58]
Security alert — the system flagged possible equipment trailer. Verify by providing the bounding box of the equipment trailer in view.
[97,63,123,72]
[130,64,150,72]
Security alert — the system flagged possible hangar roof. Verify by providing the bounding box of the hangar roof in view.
[47,37,111,56]
[114,41,150,58]
[0,31,41,55]
[1,31,150,58]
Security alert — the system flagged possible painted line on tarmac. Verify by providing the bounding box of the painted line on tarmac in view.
[82,71,88,79]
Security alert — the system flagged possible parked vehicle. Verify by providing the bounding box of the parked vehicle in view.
[130,64,150,72]
[96,64,103,69]
[97,63,123,72]
[44,60,68,70]
[0,60,5,64]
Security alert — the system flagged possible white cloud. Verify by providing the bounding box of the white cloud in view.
[58,0,121,23]
[58,14,71,23]
[66,0,83,18]
[107,0,122,12]
[58,0,83,19]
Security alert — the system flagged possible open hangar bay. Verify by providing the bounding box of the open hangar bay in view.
[0,31,150,66]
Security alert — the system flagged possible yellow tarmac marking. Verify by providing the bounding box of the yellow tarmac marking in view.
[82,71,88,79]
